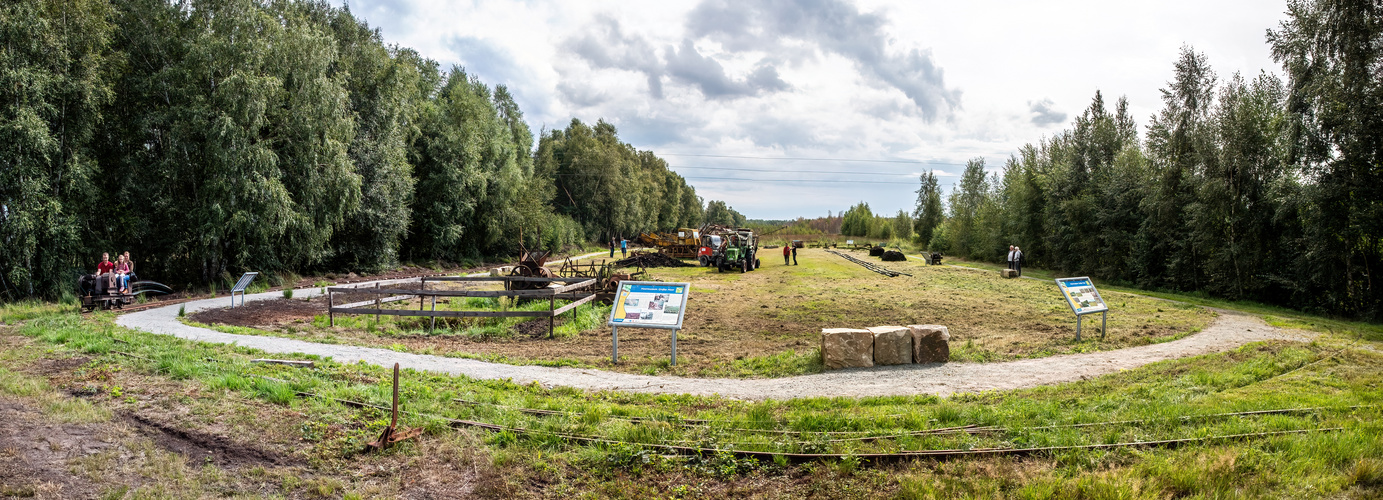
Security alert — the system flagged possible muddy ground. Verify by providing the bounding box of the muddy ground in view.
[0,332,497,499]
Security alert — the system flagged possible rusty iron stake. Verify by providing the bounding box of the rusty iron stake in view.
[365,363,422,452]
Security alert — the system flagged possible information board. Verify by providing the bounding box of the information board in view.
[607,281,690,330]
[1055,277,1108,315]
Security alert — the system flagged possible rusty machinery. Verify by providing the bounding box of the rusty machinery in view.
[508,245,556,290]
[635,227,701,259]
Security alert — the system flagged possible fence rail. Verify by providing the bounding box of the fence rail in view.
[326,276,600,338]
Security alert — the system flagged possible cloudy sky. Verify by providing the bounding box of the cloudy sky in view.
[338,0,1290,220]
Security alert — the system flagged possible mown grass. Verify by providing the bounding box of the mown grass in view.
[651,249,1214,366]
[4,299,1382,497]
[946,257,1383,343]
[177,250,1213,378]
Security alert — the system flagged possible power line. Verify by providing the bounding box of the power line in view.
[661,153,974,166]
[683,176,950,185]
[671,165,934,176]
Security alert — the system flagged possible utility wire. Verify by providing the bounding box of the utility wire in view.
[683,176,926,185]
[662,153,974,166]
[671,165,941,176]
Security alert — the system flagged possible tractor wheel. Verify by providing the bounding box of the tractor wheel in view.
[740,259,748,273]
[754,258,761,270]
[698,256,707,267]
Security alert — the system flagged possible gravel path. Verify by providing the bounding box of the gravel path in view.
[116,274,1309,401]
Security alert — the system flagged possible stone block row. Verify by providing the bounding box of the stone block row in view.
[820,325,951,369]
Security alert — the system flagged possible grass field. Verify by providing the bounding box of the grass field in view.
[0,291,1380,497]
[186,248,1213,378]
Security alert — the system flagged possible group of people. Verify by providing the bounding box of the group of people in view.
[609,237,627,258]
[1006,245,1024,276]
[782,244,797,265]
[95,251,136,293]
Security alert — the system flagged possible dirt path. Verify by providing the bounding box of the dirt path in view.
[114,275,1310,400]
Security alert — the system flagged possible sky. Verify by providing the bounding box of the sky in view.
[337,0,1292,220]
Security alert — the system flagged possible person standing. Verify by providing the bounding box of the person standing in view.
[791,244,798,265]
[783,244,790,265]
[620,237,627,257]
[1014,246,1024,277]
[1006,245,1016,270]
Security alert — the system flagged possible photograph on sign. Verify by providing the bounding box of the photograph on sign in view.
[1055,277,1108,314]
[607,282,690,329]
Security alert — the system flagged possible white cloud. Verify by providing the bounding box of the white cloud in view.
[337,0,1290,219]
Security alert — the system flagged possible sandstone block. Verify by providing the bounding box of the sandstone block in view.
[907,325,951,363]
[868,326,913,365]
[821,328,874,369]
[1000,269,1018,278]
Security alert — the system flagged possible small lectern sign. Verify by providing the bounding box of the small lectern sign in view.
[608,282,689,330]
[606,281,691,365]
[1056,277,1108,315]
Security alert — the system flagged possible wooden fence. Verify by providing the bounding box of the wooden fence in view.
[326,276,599,338]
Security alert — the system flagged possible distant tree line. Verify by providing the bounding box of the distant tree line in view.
[840,203,913,241]
[915,0,1382,319]
[0,0,711,299]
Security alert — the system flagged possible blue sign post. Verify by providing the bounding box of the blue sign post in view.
[230,272,259,308]
[1054,277,1108,341]
[606,281,690,365]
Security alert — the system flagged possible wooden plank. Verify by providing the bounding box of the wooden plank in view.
[550,279,598,294]
[329,308,557,319]
[420,276,589,283]
[326,287,573,298]
[551,293,598,315]
[339,294,416,310]
[251,359,315,368]
[331,276,426,289]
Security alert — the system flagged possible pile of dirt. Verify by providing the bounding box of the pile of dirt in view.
[881,250,906,262]
[868,246,885,257]
[189,296,325,326]
[613,252,694,268]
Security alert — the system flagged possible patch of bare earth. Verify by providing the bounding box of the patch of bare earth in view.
[0,400,113,499]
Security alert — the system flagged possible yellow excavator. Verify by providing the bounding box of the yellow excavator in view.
[635,228,701,259]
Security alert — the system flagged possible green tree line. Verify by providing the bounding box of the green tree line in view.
[917,0,1382,319]
[840,202,913,241]
[0,0,705,298]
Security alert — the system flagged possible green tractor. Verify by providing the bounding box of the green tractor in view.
[716,229,760,273]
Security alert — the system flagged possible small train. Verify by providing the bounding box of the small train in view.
[78,273,171,312]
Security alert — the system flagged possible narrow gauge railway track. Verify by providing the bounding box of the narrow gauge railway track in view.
[828,250,913,277]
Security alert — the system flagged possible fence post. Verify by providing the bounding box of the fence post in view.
[419,277,426,311]
[328,288,334,327]
[430,295,436,332]
[375,282,381,324]
[548,294,556,338]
